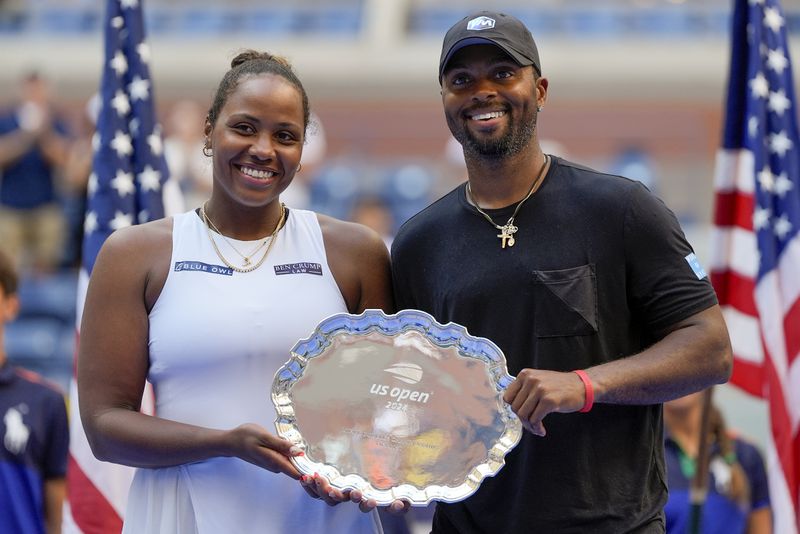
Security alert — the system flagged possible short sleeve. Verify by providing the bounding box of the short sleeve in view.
[736,439,771,511]
[43,391,69,479]
[623,183,718,334]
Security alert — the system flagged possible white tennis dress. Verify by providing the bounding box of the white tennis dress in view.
[123,208,383,534]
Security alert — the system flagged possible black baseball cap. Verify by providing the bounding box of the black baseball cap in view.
[438,11,541,83]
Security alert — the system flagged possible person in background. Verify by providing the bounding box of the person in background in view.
[281,110,327,210]
[349,195,396,250]
[0,72,71,274]
[60,94,99,269]
[0,249,69,534]
[163,98,213,211]
[391,11,732,533]
[0,0,27,32]
[77,50,401,533]
[664,391,772,534]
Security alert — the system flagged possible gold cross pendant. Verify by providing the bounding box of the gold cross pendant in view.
[497,224,517,249]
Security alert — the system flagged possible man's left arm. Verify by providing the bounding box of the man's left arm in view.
[505,305,731,435]
[587,180,732,403]
[505,182,732,435]
[589,304,731,404]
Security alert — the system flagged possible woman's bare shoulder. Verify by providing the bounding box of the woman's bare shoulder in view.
[101,217,173,254]
[91,217,176,310]
[316,212,386,256]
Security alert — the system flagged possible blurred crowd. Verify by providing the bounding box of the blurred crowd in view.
[0,0,772,39]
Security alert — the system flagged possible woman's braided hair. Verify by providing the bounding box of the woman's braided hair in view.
[206,50,310,135]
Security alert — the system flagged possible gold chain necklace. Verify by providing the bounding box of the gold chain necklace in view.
[466,155,550,249]
[201,202,270,267]
[200,203,286,273]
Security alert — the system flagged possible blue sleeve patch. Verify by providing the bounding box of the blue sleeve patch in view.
[685,253,707,280]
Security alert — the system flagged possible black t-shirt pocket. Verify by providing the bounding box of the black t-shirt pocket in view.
[533,264,598,337]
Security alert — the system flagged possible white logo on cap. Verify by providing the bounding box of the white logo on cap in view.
[467,16,495,31]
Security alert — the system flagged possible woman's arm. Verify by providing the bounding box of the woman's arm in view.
[505,305,731,435]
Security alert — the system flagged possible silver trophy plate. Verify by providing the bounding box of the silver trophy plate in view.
[271,309,522,505]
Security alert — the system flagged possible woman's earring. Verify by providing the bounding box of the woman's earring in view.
[202,145,212,157]
[537,106,543,112]
[296,163,303,174]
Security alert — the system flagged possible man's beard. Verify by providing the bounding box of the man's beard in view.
[447,103,536,160]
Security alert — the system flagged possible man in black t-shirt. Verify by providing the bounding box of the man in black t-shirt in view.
[390,11,733,534]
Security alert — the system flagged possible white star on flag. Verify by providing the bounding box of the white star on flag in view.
[769,130,793,155]
[754,206,772,229]
[92,132,101,152]
[749,116,760,137]
[128,76,150,101]
[110,130,133,157]
[109,210,133,230]
[138,165,162,191]
[111,16,124,29]
[138,210,149,224]
[774,172,794,196]
[750,72,769,98]
[773,214,792,238]
[111,170,135,196]
[84,211,98,234]
[120,0,139,9]
[758,165,775,190]
[87,172,98,195]
[110,50,128,76]
[111,90,131,117]
[767,48,788,74]
[768,89,791,115]
[764,6,785,32]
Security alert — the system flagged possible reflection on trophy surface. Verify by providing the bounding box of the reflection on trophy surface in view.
[272,310,521,505]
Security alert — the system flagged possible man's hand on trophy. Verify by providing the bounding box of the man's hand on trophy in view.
[503,368,589,436]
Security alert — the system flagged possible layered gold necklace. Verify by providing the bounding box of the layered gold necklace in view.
[466,155,550,249]
[200,202,286,273]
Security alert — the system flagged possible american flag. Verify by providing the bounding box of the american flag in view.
[711,0,800,532]
[65,0,168,531]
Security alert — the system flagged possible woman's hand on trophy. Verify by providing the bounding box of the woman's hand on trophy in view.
[299,472,350,506]
[350,488,411,514]
[299,473,410,513]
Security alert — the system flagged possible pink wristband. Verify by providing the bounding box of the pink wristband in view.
[573,370,594,413]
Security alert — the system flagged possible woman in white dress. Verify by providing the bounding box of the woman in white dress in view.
[77,50,399,533]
